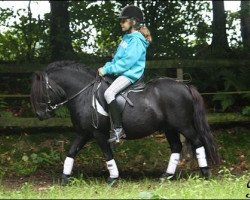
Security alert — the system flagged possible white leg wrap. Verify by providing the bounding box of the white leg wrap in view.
[196,146,208,167]
[63,157,74,175]
[166,153,180,174]
[106,159,119,178]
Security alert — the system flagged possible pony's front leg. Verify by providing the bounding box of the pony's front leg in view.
[61,134,90,185]
[93,130,119,186]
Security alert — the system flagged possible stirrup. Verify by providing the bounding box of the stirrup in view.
[108,128,126,143]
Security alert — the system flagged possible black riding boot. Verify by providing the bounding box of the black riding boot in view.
[108,100,126,143]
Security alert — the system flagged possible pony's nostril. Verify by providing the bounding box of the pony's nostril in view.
[36,112,40,117]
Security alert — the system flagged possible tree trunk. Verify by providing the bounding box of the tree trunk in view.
[49,1,75,61]
[211,0,230,56]
[26,0,32,62]
[240,0,250,51]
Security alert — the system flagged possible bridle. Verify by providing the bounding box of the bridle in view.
[42,73,96,112]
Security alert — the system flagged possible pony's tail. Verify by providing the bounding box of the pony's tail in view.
[189,85,220,165]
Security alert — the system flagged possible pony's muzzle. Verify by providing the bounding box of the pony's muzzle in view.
[36,111,52,121]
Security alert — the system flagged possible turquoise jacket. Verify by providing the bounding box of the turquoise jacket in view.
[102,31,149,83]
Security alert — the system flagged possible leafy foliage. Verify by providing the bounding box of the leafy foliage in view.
[0,7,50,62]
[212,94,235,112]
[0,1,213,62]
[213,66,250,112]
[0,8,14,27]
[73,1,212,58]
[69,1,122,58]
[139,1,211,59]
[226,10,242,48]
[242,106,250,116]
[0,1,246,62]
[54,106,70,118]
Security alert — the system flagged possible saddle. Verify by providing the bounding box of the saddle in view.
[92,75,145,116]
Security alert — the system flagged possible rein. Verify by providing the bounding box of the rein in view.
[44,73,97,112]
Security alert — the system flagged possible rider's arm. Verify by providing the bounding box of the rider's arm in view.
[102,38,144,76]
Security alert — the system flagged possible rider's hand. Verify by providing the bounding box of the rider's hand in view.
[98,67,105,77]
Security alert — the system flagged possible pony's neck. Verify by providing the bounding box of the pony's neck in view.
[48,68,96,97]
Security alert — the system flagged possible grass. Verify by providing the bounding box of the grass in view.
[0,126,249,198]
[216,128,250,165]
[0,174,249,199]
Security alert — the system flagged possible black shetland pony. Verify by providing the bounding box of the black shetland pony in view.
[30,61,220,185]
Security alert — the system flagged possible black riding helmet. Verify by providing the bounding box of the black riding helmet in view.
[118,5,144,23]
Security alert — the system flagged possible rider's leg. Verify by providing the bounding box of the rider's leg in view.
[104,75,131,143]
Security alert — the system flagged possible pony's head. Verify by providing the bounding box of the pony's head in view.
[30,71,66,120]
[30,60,96,120]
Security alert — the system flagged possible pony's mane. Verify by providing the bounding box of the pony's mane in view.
[45,60,96,77]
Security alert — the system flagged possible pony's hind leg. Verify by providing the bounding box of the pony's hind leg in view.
[180,126,211,179]
[160,128,182,181]
[61,134,91,185]
[93,130,118,186]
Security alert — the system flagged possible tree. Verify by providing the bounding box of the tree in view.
[116,0,134,8]
[240,0,250,51]
[211,0,230,56]
[59,0,212,59]
[0,5,49,62]
[49,0,75,61]
[139,0,210,59]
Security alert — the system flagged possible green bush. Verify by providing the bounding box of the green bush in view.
[10,150,61,176]
[54,106,70,118]
[10,161,37,176]
[29,150,61,166]
[212,94,235,112]
[242,106,250,116]
[0,111,13,118]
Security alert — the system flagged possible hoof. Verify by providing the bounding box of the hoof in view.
[61,174,70,186]
[159,172,176,182]
[200,167,211,179]
[106,177,119,187]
